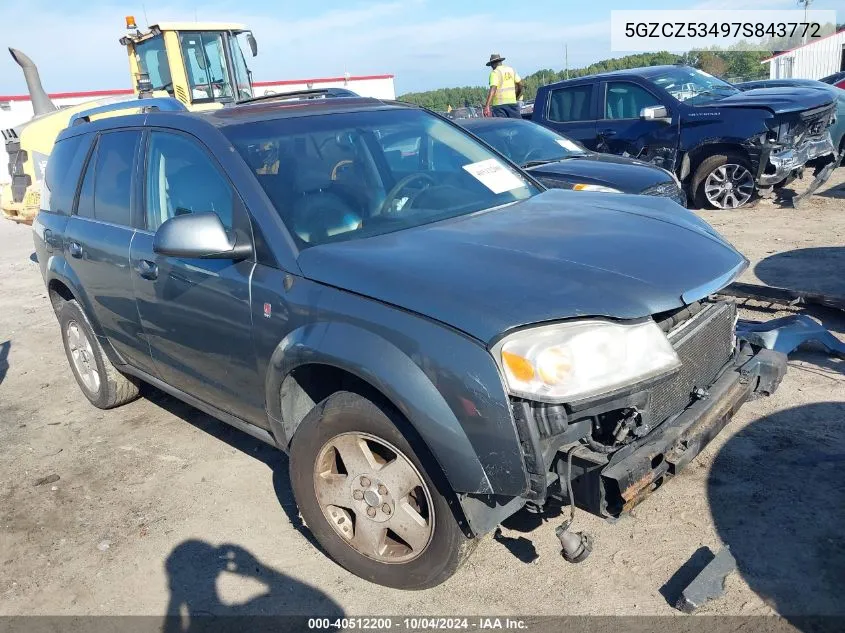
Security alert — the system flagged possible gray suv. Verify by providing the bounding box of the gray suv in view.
[33,96,785,589]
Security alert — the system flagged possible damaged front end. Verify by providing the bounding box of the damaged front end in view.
[754,104,836,186]
[511,300,787,520]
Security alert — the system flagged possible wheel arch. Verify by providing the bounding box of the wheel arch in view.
[685,142,752,182]
[44,264,123,366]
[263,323,497,500]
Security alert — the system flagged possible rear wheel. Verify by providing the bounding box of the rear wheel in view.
[692,153,755,210]
[289,391,475,589]
[59,300,139,409]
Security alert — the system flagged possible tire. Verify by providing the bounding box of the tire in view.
[691,153,756,210]
[289,391,476,589]
[59,300,140,409]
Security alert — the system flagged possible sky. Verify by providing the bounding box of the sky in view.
[0,0,840,96]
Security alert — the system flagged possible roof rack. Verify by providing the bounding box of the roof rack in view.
[69,97,187,126]
[237,87,359,105]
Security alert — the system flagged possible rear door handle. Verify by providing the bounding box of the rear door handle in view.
[136,259,159,280]
[68,241,83,258]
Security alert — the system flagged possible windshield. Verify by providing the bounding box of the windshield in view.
[179,32,233,102]
[469,120,586,167]
[134,35,173,93]
[224,109,539,248]
[650,67,739,104]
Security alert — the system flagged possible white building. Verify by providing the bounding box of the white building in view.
[763,30,845,80]
[0,73,396,183]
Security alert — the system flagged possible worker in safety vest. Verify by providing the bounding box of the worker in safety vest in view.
[483,53,523,118]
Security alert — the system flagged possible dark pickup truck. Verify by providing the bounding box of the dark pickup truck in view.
[532,65,836,209]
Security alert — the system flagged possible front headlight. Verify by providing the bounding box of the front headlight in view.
[572,183,622,193]
[493,319,681,402]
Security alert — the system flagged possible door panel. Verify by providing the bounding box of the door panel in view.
[597,81,680,171]
[132,130,263,423]
[64,218,150,368]
[130,232,263,422]
[65,130,152,371]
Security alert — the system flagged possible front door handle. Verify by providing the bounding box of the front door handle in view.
[600,129,617,137]
[136,259,159,280]
[68,241,83,258]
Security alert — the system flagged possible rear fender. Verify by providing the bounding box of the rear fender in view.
[44,257,124,366]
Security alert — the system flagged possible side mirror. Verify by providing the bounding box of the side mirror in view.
[247,32,258,57]
[640,105,671,124]
[153,212,251,260]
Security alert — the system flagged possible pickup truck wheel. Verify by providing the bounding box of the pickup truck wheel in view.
[59,300,139,409]
[289,391,475,589]
[692,153,755,210]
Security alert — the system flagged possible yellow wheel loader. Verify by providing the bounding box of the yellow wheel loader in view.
[2,17,258,224]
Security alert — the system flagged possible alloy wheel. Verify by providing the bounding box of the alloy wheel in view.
[313,432,434,563]
[704,163,754,209]
[66,320,100,393]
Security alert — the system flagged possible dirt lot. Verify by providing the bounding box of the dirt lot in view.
[1,170,844,621]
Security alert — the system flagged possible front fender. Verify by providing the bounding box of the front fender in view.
[264,321,528,497]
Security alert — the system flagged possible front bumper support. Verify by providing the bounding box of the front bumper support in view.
[757,132,835,186]
[571,347,787,518]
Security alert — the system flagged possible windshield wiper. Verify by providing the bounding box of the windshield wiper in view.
[522,158,567,167]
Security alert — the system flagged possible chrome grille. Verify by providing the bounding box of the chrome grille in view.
[649,301,736,425]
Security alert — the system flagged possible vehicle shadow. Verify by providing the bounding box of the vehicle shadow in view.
[162,539,344,632]
[140,385,319,551]
[708,402,845,621]
[0,340,9,386]
[816,178,845,200]
[754,247,845,298]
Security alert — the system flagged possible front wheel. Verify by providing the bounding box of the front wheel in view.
[691,153,756,210]
[289,391,475,589]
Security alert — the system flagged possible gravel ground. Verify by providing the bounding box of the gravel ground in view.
[1,169,843,621]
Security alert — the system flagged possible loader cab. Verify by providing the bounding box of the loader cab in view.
[123,19,258,110]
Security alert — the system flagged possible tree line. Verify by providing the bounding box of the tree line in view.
[398,26,845,112]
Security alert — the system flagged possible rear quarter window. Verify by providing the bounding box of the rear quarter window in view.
[43,134,93,215]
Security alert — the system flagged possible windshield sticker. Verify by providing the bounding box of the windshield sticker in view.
[556,138,581,152]
[462,159,525,194]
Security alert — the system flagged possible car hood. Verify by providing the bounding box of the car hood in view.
[526,153,672,193]
[297,189,748,344]
[712,87,834,114]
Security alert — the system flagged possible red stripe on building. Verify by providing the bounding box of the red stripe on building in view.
[0,74,395,102]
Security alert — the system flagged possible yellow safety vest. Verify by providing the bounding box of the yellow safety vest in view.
[489,65,521,105]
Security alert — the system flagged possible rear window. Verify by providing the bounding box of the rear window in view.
[43,134,92,215]
[547,85,593,123]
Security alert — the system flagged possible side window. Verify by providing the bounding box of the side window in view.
[43,134,91,215]
[378,133,422,171]
[547,85,593,123]
[604,82,661,120]
[75,131,140,225]
[145,131,234,232]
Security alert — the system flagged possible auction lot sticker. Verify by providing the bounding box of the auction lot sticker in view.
[463,159,525,194]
